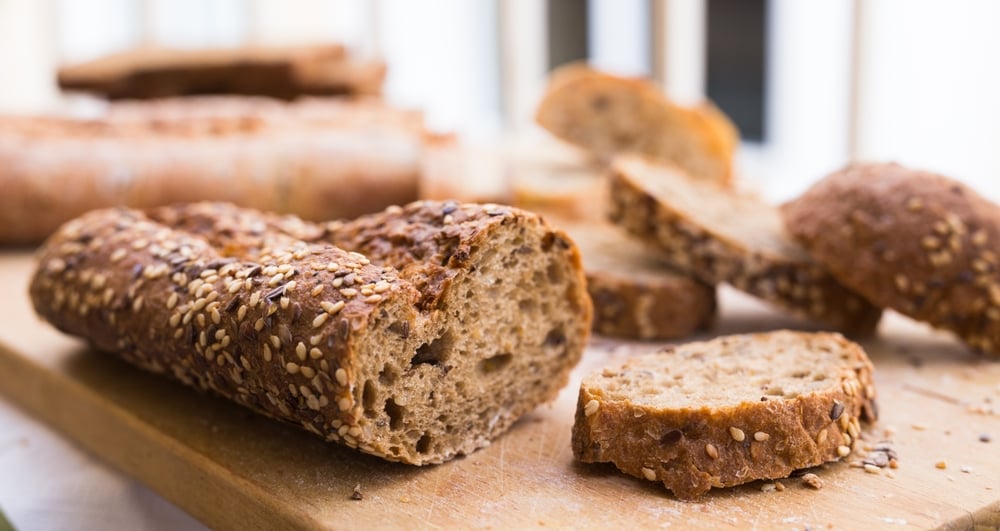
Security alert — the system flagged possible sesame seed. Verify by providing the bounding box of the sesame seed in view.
[365,294,383,304]
[860,463,881,474]
[640,467,656,481]
[300,366,316,378]
[332,277,344,288]
[110,248,127,262]
[228,282,242,294]
[262,343,272,361]
[285,362,300,374]
[249,292,261,307]
[182,310,193,325]
[311,285,325,297]
[973,258,991,273]
[166,292,179,310]
[340,288,358,298]
[729,427,746,442]
[335,368,348,386]
[837,445,851,457]
[254,318,265,332]
[296,342,307,361]
[269,335,281,349]
[309,348,323,360]
[905,197,924,211]
[973,230,989,247]
[268,273,284,286]
[337,397,352,411]
[169,313,181,328]
[754,431,770,442]
[215,329,226,340]
[321,300,346,314]
[313,312,330,328]
[211,308,221,324]
[760,483,777,493]
[279,296,290,309]
[237,305,247,321]
[196,313,206,327]
[935,461,947,469]
[285,280,297,291]
[583,399,600,417]
[921,235,940,250]
[374,281,391,294]
[360,287,374,296]
[894,274,909,292]
[705,443,719,459]
[310,334,322,346]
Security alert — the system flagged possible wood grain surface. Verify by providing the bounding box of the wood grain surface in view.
[0,250,998,530]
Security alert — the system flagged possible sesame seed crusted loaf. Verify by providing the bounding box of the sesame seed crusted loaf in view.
[535,63,738,184]
[608,155,881,335]
[0,97,426,245]
[560,221,716,340]
[781,162,1000,357]
[29,201,592,465]
[572,330,878,499]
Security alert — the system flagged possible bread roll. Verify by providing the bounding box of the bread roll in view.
[30,201,592,464]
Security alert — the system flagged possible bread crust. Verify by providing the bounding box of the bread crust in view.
[572,331,878,499]
[608,156,881,334]
[535,63,737,184]
[0,97,425,244]
[30,201,591,464]
[782,162,1000,356]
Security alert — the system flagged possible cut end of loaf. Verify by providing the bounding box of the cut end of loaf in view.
[572,330,878,499]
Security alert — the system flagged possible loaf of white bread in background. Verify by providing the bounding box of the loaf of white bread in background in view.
[0,96,433,245]
[30,201,592,465]
[58,44,385,100]
[573,331,878,499]
[535,63,739,184]
[561,221,715,340]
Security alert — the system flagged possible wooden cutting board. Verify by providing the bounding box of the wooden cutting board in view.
[1,250,998,530]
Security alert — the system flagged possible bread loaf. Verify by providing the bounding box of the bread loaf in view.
[30,201,592,464]
[0,97,428,245]
[782,162,1000,357]
[573,330,878,499]
[58,44,385,100]
[608,155,882,334]
[535,64,738,184]
[561,221,715,340]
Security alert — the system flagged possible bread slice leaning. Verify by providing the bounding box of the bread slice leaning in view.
[608,155,882,334]
[30,201,592,465]
[535,63,738,184]
[573,330,878,499]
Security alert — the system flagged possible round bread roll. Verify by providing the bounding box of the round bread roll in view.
[782,162,1000,356]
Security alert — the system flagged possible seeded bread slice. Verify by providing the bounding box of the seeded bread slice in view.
[560,221,715,340]
[782,162,1000,357]
[30,201,592,465]
[608,155,882,334]
[535,63,738,184]
[573,330,878,499]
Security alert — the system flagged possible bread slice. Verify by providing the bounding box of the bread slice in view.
[782,162,1000,357]
[30,201,592,465]
[608,155,882,334]
[560,221,715,340]
[572,330,878,499]
[57,44,385,99]
[535,63,738,184]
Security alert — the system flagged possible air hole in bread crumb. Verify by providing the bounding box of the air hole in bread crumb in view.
[479,353,513,374]
[362,380,377,413]
[412,331,453,367]
[385,399,404,430]
[416,434,432,454]
[519,299,536,312]
[546,262,564,284]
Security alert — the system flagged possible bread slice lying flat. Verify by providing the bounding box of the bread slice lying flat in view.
[535,63,738,184]
[561,221,715,340]
[573,330,878,499]
[608,155,882,334]
[30,201,592,465]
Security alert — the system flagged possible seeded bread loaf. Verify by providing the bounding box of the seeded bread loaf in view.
[560,221,715,340]
[608,155,881,334]
[535,63,738,184]
[573,330,878,499]
[58,44,385,99]
[782,162,1000,357]
[0,97,429,245]
[29,201,592,464]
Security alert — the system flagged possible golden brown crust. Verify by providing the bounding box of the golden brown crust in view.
[30,201,591,464]
[58,44,385,99]
[782,162,1000,356]
[534,63,737,184]
[572,331,878,499]
[608,156,882,335]
[0,97,425,245]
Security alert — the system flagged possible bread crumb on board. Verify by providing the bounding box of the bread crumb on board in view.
[801,473,823,490]
[351,484,363,500]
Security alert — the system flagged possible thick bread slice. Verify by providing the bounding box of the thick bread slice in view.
[535,63,738,184]
[0,97,425,245]
[561,222,715,340]
[57,44,385,99]
[782,162,1000,357]
[29,201,592,465]
[573,330,878,499]
[608,155,881,334]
